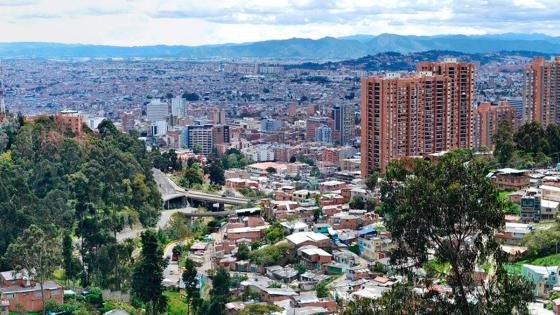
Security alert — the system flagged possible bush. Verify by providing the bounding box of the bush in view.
[249,243,291,266]
[84,287,103,306]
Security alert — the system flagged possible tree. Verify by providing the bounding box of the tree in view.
[313,207,323,223]
[315,281,329,298]
[514,122,548,156]
[310,166,321,177]
[235,242,250,261]
[366,171,379,192]
[341,284,425,315]
[265,166,277,174]
[192,144,202,154]
[182,92,200,102]
[182,258,199,314]
[4,225,62,315]
[494,118,514,165]
[349,196,365,210]
[202,267,231,315]
[62,231,82,285]
[131,230,167,315]
[204,158,225,185]
[546,123,560,162]
[180,164,204,188]
[381,151,532,314]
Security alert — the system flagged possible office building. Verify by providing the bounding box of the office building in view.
[416,58,475,148]
[332,104,355,145]
[475,100,516,150]
[171,96,185,118]
[150,120,168,137]
[212,125,230,145]
[146,99,169,122]
[120,111,136,133]
[522,56,560,125]
[184,124,214,155]
[209,108,226,125]
[315,124,333,144]
[261,118,284,132]
[306,116,333,140]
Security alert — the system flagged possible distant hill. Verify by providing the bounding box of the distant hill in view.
[1,33,560,59]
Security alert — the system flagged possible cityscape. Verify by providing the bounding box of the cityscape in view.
[1,1,560,315]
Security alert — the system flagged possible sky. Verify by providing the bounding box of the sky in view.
[0,0,559,46]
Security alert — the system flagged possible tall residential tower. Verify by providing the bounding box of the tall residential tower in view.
[360,59,475,176]
[522,56,560,125]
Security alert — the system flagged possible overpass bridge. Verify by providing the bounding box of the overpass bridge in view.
[152,168,249,209]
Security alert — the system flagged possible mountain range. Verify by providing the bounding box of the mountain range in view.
[0,33,559,59]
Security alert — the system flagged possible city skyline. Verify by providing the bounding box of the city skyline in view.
[0,0,560,46]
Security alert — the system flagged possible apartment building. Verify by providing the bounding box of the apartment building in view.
[522,56,560,125]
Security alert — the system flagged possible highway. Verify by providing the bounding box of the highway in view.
[152,168,249,205]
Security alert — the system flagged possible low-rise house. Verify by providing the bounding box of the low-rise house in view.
[261,287,298,303]
[520,188,542,222]
[541,199,559,220]
[319,180,347,193]
[521,264,560,298]
[291,295,338,314]
[281,221,309,234]
[488,168,530,190]
[297,245,333,270]
[358,232,393,262]
[0,270,64,313]
[265,265,299,283]
[225,226,268,242]
[287,232,331,249]
[313,224,330,234]
[495,222,533,246]
[332,249,359,267]
[225,178,259,189]
[346,267,370,281]
[553,298,560,315]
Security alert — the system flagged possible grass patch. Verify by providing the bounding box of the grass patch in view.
[498,191,512,201]
[506,253,560,275]
[164,290,188,315]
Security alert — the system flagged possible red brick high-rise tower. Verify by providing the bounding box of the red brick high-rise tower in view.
[360,59,475,176]
[522,56,560,125]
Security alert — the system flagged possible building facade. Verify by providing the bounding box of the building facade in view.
[184,124,213,155]
[314,124,332,144]
[522,56,560,125]
[146,99,169,122]
[361,59,475,175]
[475,100,516,149]
[416,58,475,149]
[332,104,354,145]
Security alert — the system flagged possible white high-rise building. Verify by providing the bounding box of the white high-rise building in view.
[147,99,169,122]
[150,120,168,137]
[171,96,185,118]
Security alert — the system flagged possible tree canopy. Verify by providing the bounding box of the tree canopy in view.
[0,115,162,290]
[380,151,533,314]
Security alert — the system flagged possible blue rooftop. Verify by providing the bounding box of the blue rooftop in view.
[358,226,376,236]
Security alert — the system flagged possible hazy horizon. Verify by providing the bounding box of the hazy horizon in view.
[0,0,559,46]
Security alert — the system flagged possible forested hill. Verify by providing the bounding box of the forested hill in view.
[0,115,161,273]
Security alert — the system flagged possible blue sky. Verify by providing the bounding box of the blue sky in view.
[0,0,558,46]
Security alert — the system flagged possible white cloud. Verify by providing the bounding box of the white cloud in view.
[0,0,558,45]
